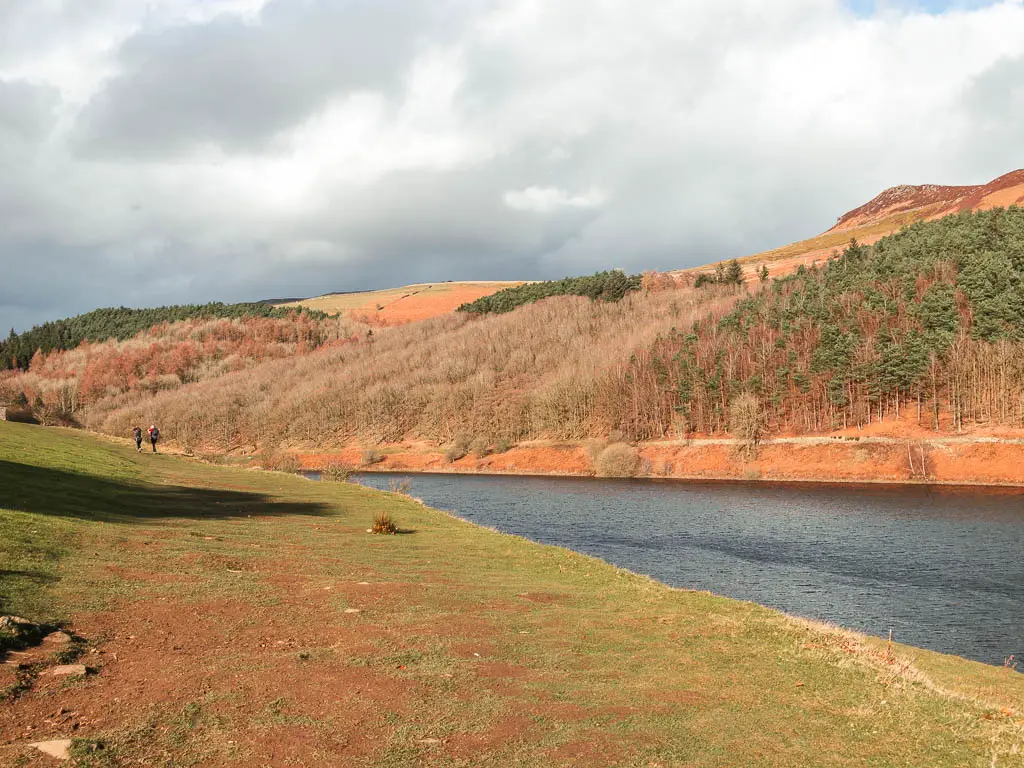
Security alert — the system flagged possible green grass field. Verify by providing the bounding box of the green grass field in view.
[1,421,1022,766]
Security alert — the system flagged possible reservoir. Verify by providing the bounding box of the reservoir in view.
[344,472,1023,666]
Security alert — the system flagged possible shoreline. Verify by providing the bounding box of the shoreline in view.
[296,436,1024,489]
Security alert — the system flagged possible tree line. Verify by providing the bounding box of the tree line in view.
[457,270,641,314]
[1,302,324,370]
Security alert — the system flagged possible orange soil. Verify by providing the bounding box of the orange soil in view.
[299,430,1024,487]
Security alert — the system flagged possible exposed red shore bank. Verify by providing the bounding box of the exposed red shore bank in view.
[297,437,1024,488]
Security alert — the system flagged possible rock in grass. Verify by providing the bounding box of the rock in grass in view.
[0,616,37,632]
[29,739,72,760]
[49,664,87,677]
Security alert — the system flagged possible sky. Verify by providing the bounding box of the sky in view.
[1,0,1022,331]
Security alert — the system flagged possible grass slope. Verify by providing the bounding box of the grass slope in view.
[278,282,522,323]
[1,421,1022,766]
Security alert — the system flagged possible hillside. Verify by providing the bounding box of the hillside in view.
[831,169,1024,232]
[629,207,1024,440]
[0,302,323,372]
[697,169,1024,281]
[278,281,522,325]
[0,313,368,428]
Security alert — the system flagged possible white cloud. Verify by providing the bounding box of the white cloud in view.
[503,186,610,213]
[1,0,1023,329]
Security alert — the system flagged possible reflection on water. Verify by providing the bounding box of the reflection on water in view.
[341,472,1024,665]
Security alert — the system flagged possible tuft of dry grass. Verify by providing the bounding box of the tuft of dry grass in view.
[371,510,398,535]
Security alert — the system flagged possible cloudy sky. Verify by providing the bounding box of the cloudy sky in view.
[1,0,1022,330]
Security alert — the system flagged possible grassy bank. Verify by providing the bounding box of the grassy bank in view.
[0,421,1022,766]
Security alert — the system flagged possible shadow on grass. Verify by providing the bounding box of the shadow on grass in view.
[0,460,333,523]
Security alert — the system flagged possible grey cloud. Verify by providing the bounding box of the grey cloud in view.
[0,80,60,141]
[957,55,1024,174]
[75,0,456,157]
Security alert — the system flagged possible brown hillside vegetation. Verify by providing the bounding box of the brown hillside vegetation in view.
[278,281,522,326]
[0,314,368,430]
[82,285,737,452]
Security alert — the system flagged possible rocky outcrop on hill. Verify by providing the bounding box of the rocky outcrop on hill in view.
[831,169,1024,232]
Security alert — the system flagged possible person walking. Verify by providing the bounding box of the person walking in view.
[131,426,143,453]
[147,424,160,453]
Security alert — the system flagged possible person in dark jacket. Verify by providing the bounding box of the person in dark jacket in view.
[147,424,160,453]
[131,426,143,453]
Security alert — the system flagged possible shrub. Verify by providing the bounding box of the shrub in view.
[583,438,608,467]
[361,449,385,467]
[371,510,398,535]
[608,428,627,444]
[469,437,491,457]
[261,451,301,474]
[729,392,763,459]
[322,461,354,482]
[493,438,512,454]
[388,478,412,495]
[445,434,472,463]
[594,443,639,477]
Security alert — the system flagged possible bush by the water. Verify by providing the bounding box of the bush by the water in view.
[321,461,354,482]
[261,452,301,474]
[594,443,639,477]
[445,434,473,463]
[458,270,641,315]
[361,449,384,466]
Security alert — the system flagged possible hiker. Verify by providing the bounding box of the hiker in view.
[147,424,160,453]
[131,425,143,453]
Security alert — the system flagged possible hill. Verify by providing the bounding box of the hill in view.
[0,302,324,372]
[2,421,1022,765]
[277,281,522,325]
[631,206,1024,440]
[693,169,1024,281]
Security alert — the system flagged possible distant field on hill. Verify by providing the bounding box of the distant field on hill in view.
[279,282,523,325]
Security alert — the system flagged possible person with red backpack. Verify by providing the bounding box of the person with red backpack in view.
[147,424,160,453]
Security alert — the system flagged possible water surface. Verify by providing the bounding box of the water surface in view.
[343,472,1023,665]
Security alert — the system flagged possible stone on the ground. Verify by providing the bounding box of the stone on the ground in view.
[0,616,37,632]
[29,739,72,760]
[43,631,73,645]
[49,664,87,677]
[344,608,361,614]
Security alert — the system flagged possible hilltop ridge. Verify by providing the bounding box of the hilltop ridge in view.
[719,169,1024,279]
[831,169,1024,232]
